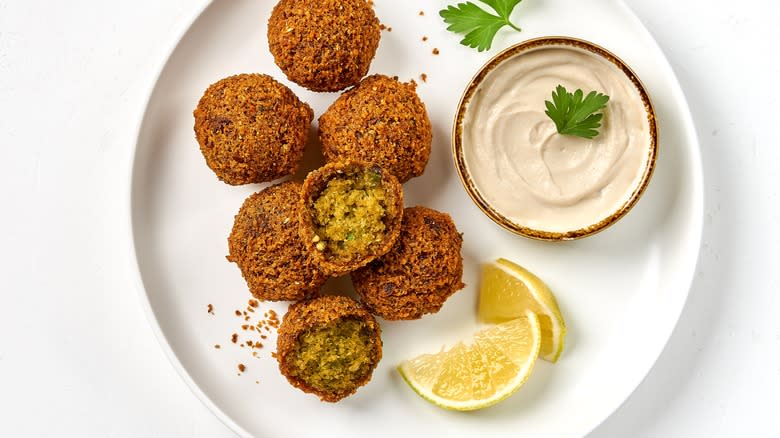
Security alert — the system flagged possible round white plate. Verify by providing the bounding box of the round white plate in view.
[130,0,702,436]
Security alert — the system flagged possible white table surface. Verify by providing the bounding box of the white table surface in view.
[1,0,777,436]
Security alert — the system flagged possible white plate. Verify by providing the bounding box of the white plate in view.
[130,0,702,436]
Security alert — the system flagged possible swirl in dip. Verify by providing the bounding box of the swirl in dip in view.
[460,43,654,237]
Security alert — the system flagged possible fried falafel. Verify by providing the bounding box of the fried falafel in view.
[267,0,380,92]
[194,74,312,185]
[319,75,432,183]
[276,295,382,402]
[227,181,327,301]
[352,206,464,320]
[299,161,403,276]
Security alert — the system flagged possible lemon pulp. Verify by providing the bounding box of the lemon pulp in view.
[478,258,566,362]
[398,310,541,411]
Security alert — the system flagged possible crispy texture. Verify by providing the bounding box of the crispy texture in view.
[277,295,382,402]
[193,74,312,185]
[300,161,403,276]
[227,182,327,301]
[319,75,432,183]
[267,0,380,92]
[352,206,465,320]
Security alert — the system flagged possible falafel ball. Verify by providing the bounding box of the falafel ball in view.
[267,0,380,92]
[193,74,312,185]
[352,206,465,320]
[277,295,382,402]
[319,75,432,183]
[299,161,404,276]
[227,181,327,301]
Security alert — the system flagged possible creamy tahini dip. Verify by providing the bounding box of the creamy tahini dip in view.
[462,46,652,233]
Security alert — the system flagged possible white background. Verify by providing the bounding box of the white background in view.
[0,0,778,436]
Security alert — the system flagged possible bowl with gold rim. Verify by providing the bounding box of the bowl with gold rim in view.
[453,36,658,241]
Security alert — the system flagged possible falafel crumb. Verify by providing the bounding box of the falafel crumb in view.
[419,11,425,16]
[238,364,246,373]
[268,310,280,327]
[422,36,428,42]
[420,74,428,83]
[207,304,214,314]
[235,310,241,316]
[221,302,281,375]
[433,48,440,55]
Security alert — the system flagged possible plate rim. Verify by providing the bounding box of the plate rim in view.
[125,1,704,437]
[579,1,704,434]
[125,1,255,436]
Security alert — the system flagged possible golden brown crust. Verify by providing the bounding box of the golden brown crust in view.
[227,181,327,301]
[299,161,404,276]
[193,74,312,185]
[267,0,380,92]
[352,206,465,320]
[276,295,382,402]
[319,75,432,183]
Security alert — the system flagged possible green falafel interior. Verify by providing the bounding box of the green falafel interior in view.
[287,318,377,393]
[312,167,389,257]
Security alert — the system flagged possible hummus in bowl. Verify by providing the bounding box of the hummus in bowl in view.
[453,37,657,241]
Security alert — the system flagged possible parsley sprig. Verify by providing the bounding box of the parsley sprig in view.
[439,0,524,52]
[544,85,610,139]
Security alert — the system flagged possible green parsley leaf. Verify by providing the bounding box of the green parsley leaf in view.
[439,0,523,52]
[544,85,610,139]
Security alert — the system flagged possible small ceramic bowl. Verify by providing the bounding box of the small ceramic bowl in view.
[453,37,657,241]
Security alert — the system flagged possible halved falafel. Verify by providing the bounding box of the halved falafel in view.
[194,74,312,185]
[267,0,380,92]
[227,181,327,301]
[352,206,465,320]
[276,295,382,402]
[299,161,403,276]
[319,75,432,183]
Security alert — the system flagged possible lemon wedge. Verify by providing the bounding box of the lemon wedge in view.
[478,258,566,362]
[397,310,541,411]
